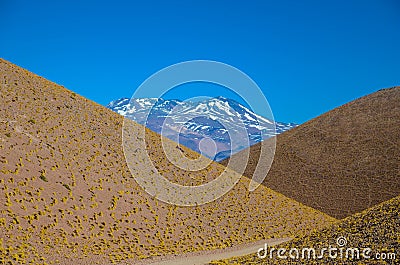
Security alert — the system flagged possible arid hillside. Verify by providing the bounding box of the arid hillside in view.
[0,59,335,265]
[221,87,400,219]
[214,195,399,264]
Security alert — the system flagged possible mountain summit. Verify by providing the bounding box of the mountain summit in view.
[107,97,296,160]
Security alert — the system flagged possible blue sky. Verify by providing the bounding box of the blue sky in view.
[1,0,399,123]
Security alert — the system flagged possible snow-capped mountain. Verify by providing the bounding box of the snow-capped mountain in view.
[107,97,297,161]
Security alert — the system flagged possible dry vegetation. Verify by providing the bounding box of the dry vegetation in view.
[222,86,400,219]
[0,59,336,264]
[211,195,400,264]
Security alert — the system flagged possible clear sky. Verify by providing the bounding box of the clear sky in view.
[1,0,399,123]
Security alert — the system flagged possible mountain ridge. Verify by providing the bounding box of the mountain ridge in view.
[107,96,297,161]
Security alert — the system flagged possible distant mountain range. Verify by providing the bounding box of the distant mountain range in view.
[107,97,297,161]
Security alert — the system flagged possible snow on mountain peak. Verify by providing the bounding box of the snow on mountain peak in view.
[107,97,297,160]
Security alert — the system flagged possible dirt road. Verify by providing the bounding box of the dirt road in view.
[144,238,291,265]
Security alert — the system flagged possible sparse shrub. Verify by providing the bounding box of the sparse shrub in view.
[39,174,48,182]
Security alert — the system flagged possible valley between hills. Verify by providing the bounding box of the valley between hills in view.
[0,58,398,264]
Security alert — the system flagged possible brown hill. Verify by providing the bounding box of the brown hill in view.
[221,86,400,219]
[0,59,335,264]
